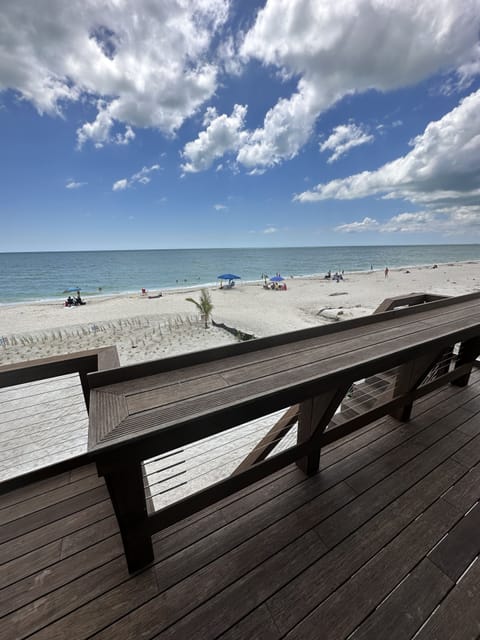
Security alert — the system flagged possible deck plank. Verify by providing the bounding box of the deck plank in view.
[428,502,480,581]
[414,558,480,640]
[0,485,109,544]
[347,558,453,640]
[283,499,461,640]
[0,497,112,564]
[442,463,480,512]
[258,459,465,638]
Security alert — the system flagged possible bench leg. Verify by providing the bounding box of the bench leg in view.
[296,387,348,476]
[102,461,154,573]
[389,351,442,422]
[451,338,480,388]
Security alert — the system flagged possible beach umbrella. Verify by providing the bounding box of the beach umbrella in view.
[217,274,241,280]
[270,275,284,282]
[63,287,81,293]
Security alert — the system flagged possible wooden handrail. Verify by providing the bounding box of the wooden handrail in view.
[0,346,119,409]
[374,292,447,314]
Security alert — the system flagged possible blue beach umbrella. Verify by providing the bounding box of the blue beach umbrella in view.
[270,275,284,282]
[63,287,81,293]
[217,274,241,280]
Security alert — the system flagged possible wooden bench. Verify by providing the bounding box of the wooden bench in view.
[87,292,480,573]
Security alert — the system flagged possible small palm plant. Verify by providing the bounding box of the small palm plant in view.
[186,288,213,328]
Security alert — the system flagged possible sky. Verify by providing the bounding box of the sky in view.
[1,0,480,251]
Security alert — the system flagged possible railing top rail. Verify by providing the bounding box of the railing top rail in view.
[0,346,120,493]
[0,346,119,389]
[373,292,448,313]
[88,293,480,463]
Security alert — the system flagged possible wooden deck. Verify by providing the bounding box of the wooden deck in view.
[2,368,480,640]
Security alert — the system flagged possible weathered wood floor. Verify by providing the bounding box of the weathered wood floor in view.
[0,374,88,482]
[2,370,480,640]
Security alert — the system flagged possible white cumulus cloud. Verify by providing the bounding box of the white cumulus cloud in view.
[112,164,160,191]
[336,206,480,237]
[296,89,480,207]
[112,179,128,191]
[0,0,230,147]
[65,180,86,189]
[335,217,379,232]
[320,123,374,163]
[181,104,247,172]
[233,0,480,169]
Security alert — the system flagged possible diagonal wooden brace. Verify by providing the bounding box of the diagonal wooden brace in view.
[296,386,349,476]
[233,404,299,474]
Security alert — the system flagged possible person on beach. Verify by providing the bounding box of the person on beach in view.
[384,267,389,278]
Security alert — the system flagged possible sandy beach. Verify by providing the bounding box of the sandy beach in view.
[1,261,479,366]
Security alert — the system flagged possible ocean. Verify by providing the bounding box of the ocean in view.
[0,245,479,304]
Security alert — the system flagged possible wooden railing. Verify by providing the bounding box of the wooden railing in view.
[373,292,448,313]
[232,293,452,473]
[86,292,480,573]
[0,346,119,493]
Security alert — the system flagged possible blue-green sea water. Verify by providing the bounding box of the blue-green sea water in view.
[0,245,479,304]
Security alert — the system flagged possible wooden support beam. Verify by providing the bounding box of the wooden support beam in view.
[296,387,348,476]
[389,350,444,422]
[233,404,299,475]
[100,460,154,574]
[451,337,480,387]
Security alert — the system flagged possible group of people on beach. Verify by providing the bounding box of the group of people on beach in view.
[264,281,287,290]
[262,273,288,291]
[325,270,344,282]
[65,291,85,307]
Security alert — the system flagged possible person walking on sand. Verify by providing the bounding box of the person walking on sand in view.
[384,266,389,278]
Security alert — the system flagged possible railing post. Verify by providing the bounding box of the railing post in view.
[296,387,347,476]
[451,337,480,387]
[390,350,443,422]
[100,460,154,573]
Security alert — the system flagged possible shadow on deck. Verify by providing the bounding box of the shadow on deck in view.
[1,368,480,640]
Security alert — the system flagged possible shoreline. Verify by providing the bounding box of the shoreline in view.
[1,258,475,307]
